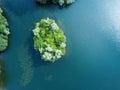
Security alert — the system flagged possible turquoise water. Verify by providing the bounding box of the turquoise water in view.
[1,0,120,90]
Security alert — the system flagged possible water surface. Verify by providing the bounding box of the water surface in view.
[1,0,120,90]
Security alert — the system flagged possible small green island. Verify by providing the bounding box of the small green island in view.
[33,18,67,62]
[36,0,75,7]
[0,8,10,52]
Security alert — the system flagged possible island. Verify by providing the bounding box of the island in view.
[36,0,75,7]
[0,8,10,52]
[33,18,67,62]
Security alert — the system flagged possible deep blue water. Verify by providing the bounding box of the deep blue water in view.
[1,0,120,90]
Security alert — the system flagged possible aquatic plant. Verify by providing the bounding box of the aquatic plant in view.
[18,45,34,86]
[45,75,53,81]
[33,18,67,62]
[0,8,10,52]
[36,0,75,7]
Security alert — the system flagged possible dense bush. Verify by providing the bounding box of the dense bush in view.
[36,0,75,7]
[0,8,10,52]
[33,18,67,62]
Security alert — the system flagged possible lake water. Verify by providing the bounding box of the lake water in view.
[1,0,120,90]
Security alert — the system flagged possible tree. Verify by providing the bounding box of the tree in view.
[0,8,10,52]
[33,18,67,62]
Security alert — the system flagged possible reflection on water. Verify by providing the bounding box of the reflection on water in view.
[100,0,120,45]
[18,45,34,86]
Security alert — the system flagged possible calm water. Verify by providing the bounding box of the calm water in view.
[1,0,120,90]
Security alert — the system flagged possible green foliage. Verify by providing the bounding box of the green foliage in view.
[36,0,75,7]
[0,8,10,52]
[33,18,67,62]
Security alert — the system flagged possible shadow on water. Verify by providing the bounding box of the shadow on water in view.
[26,32,50,68]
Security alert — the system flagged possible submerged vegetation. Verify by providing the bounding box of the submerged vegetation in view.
[33,18,67,62]
[36,0,75,7]
[0,59,7,87]
[18,45,34,86]
[0,8,10,52]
